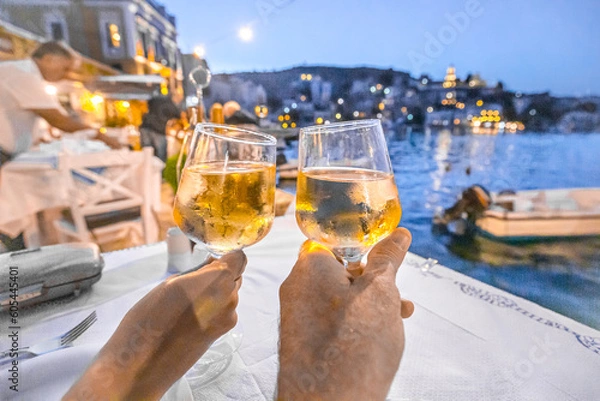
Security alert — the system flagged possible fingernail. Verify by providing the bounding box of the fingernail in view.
[299,240,327,256]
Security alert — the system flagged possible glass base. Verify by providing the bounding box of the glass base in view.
[184,328,243,387]
[185,353,232,388]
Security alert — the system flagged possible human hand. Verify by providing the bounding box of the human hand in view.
[277,228,414,401]
[63,251,246,401]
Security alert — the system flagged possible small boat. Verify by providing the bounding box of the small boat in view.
[435,186,600,242]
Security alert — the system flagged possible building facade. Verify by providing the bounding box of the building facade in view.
[0,0,182,98]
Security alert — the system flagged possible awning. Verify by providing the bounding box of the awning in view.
[87,74,164,100]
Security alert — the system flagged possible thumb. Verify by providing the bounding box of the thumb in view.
[363,228,412,279]
[218,250,247,280]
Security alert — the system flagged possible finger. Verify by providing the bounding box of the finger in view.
[216,250,247,279]
[298,240,335,260]
[204,255,217,265]
[346,261,363,278]
[292,240,338,274]
[284,240,348,285]
[230,290,240,310]
[363,228,412,278]
[233,276,243,293]
[176,255,216,277]
[400,298,415,319]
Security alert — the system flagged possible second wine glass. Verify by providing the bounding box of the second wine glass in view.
[295,119,402,267]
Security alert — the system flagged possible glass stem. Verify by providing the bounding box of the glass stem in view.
[345,259,363,276]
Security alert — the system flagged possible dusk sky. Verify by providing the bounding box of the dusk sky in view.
[164,0,600,97]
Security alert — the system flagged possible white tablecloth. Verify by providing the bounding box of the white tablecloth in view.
[1,215,599,400]
[0,141,164,239]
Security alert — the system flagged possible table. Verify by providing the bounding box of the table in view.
[1,214,599,400]
[0,140,164,246]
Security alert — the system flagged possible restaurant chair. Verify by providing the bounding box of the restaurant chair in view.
[53,147,159,249]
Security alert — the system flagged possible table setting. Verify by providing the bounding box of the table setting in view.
[1,121,598,400]
[1,213,599,400]
[0,136,164,246]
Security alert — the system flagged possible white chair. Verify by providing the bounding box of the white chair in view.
[53,147,159,248]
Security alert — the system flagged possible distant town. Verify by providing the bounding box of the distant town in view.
[203,65,600,134]
[1,0,598,134]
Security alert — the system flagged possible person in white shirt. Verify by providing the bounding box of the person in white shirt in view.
[0,41,118,164]
[0,41,120,250]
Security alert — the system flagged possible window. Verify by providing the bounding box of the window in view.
[156,40,166,64]
[44,12,68,43]
[107,23,121,48]
[99,11,124,58]
[50,22,64,41]
[136,29,147,57]
[167,48,174,68]
[146,38,156,62]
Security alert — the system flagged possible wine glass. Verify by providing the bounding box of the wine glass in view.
[172,123,276,384]
[173,123,277,257]
[295,119,402,269]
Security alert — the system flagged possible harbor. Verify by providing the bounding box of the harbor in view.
[278,130,600,328]
[1,0,599,399]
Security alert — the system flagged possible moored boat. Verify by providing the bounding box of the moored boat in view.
[436,186,600,242]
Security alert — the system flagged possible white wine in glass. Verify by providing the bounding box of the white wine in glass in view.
[173,124,277,257]
[174,161,275,255]
[296,120,401,265]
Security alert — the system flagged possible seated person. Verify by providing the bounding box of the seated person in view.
[64,228,414,400]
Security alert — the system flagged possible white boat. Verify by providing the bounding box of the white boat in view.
[437,186,600,242]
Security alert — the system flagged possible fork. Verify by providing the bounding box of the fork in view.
[0,311,97,365]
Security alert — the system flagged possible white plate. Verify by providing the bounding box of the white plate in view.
[0,344,193,401]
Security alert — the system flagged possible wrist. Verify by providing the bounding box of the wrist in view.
[277,327,400,401]
[63,349,135,400]
[64,318,172,400]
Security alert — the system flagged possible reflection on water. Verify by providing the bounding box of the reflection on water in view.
[284,130,600,329]
[391,129,600,329]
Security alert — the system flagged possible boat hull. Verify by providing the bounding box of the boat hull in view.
[475,210,600,243]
